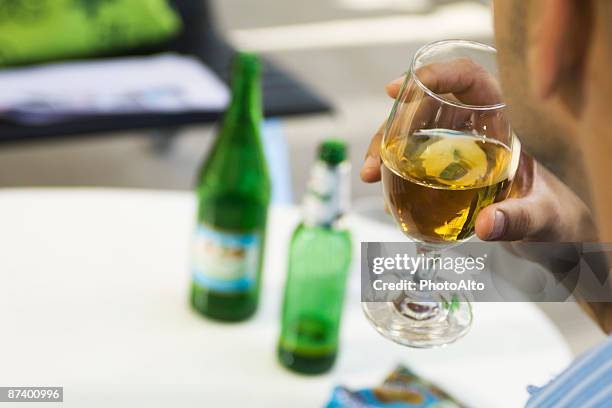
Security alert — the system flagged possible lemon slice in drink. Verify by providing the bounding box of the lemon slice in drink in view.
[418,131,488,187]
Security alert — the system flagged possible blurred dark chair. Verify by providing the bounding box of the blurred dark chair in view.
[0,0,332,143]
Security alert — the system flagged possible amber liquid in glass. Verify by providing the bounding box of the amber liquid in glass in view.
[381,130,513,243]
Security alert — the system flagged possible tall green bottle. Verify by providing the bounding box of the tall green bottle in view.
[278,140,352,374]
[191,52,270,322]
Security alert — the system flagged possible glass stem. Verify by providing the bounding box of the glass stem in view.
[414,243,440,285]
[394,243,444,321]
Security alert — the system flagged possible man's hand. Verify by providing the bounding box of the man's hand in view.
[475,152,596,242]
[361,64,597,243]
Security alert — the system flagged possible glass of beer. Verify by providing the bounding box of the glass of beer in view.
[362,40,521,347]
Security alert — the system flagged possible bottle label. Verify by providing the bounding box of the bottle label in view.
[303,161,350,226]
[192,225,260,292]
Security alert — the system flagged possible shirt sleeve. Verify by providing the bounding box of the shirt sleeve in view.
[525,336,612,408]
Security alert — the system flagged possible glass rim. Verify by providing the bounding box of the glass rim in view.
[409,39,506,111]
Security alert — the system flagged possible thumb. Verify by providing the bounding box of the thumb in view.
[475,197,555,241]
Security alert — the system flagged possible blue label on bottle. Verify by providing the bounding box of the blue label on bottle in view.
[192,225,260,293]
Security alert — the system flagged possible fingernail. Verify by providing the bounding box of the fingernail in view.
[363,155,379,171]
[488,210,507,240]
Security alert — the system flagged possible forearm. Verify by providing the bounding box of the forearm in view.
[573,125,612,332]
[579,129,612,242]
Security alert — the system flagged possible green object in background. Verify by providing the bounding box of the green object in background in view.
[0,0,181,66]
[278,140,352,375]
[191,52,270,322]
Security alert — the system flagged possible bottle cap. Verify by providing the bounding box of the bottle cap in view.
[318,139,347,165]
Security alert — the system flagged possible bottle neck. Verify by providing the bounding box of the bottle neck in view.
[302,160,350,228]
[224,68,262,130]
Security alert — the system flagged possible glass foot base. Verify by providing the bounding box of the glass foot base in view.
[362,296,472,348]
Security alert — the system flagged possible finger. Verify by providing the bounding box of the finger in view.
[384,61,502,138]
[385,59,503,106]
[474,153,532,241]
[391,83,474,134]
[416,59,503,106]
[474,157,543,241]
[475,196,556,241]
[386,76,405,98]
[360,123,385,183]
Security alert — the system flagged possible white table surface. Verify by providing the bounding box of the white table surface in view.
[0,189,572,408]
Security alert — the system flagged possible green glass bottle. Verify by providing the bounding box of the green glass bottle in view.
[278,140,352,374]
[190,52,270,322]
